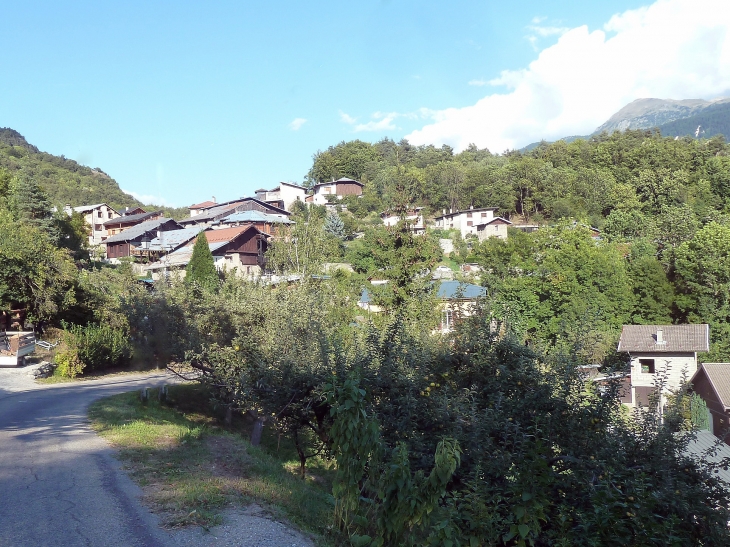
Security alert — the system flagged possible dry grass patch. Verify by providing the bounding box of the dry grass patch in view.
[88,385,335,543]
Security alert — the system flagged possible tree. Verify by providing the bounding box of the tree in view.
[9,173,56,239]
[186,233,218,290]
[323,210,346,240]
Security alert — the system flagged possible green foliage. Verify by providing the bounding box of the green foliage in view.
[690,393,711,431]
[0,211,77,321]
[56,321,132,376]
[0,128,143,210]
[186,234,218,291]
[8,173,56,239]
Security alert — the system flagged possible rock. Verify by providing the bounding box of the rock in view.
[28,361,56,379]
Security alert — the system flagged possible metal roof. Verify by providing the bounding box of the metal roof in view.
[104,218,178,244]
[103,211,160,227]
[220,210,293,224]
[147,226,206,251]
[359,281,486,304]
[682,430,730,486]
[617,324,710,353]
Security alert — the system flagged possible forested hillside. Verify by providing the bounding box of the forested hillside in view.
[0,128,142,210]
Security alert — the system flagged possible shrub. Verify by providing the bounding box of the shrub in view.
[57,322,132,375]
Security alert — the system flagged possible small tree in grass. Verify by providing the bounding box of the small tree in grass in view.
[186,234,218,290]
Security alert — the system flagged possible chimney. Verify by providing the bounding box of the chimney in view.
[656,329,664,344]
[212,196,217,204]
[449,208,453,214]
[442,209,446,215]
[470,205,473,209]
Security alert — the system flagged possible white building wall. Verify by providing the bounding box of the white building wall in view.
[626,352,698,408]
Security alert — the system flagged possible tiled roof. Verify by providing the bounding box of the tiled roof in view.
[199,225,250,244]
[104,218,178,244]
[617,324,709,353]
[682,429,730,485]
[694,363,730,409]
[477,216,512,227]
[103,211,160,227]
[190,200,216,209]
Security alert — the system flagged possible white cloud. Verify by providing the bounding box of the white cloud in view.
[407,0,730,153]
[354,114,398,132]
[469,79,489,86]
[123,189,177,207]
[339,111,357,125]
[289,117,307,131]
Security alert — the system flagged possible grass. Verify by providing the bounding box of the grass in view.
[88,384,336,543]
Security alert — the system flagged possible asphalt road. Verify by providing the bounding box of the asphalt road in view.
[0,370,177,547]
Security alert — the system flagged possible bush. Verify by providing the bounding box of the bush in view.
[56,322,132,376]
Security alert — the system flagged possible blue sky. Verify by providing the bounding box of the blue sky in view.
[3,0,729,207]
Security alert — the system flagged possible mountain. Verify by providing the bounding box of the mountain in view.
[0,128,143,210]
[521,97,730,152]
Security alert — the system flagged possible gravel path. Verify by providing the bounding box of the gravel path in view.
[0,366,315,547]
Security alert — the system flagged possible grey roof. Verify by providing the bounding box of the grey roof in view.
[220,210,293,224]
[144,239,228,271]
[147,226,206,252]
[682,430,730,486]
[104,218,178,244]
[359,281,485,304]
[437,281,487,299]
[693,363,730,409]
[617,324,709,353]
[103,211,160,227]
[180,198,290,225]
[71,203,107,213]
[477,216,512,227]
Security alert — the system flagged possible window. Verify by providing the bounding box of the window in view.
[441,309,453,331]
[481,212,487,218]
[97,210,102,218]
[639,359,655,374]
[466,212,472,218]
[467,221,473,227]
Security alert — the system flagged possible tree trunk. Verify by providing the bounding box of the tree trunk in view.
[251,416,264,446]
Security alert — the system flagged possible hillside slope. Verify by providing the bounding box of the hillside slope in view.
[0,128,143,210]
[655,101,730,140]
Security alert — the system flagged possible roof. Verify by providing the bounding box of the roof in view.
[693,363,730,410]
[103,211,161,227]
[104,218,178,244]
[437,281,487,300]
[359,281,486,304]
[147,226,206,252]
[180,198,290,225]
[476,216,512,228]
[200,225,251,244]
[312,177,363,190]
[220,210,293,224]
[144,247,194,270]
[682,429,730,486]
[71,203,107,214]
[189,200,216,209]
[435,207,499,221]
[617,324,710,353]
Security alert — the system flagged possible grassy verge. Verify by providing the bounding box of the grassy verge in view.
[88,384,335,543]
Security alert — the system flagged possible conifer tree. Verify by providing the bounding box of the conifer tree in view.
[186,233,218,290]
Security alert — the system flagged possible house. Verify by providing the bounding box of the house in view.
[145,225,269,279]
[690,363,730,443]
[216,209,293,237]
[254,182,307,211]
[104,218,182,261]
[103,210,164,238]
[118,207,147,216]
[434,207,499,239]
[179,197,291,227]
[62,203,120,246]
[146,225,207,256]
[189,200,217,217]
[475,217,512,241]
[357,280,486,333]
[380,208,426,234]
[305,177,363,205]
[617,324,710,409]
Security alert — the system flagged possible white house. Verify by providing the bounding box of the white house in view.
[433,207,498,239]
[380,208,425,234]
[63,203,120,246]
[305,177,363,205]
[255,182,307,211]
[617,324,710,409]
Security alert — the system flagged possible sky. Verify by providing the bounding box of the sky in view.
[2,0,729,207]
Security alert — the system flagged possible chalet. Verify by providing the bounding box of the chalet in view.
[216,209,293,236]
[306,177,363,205]
[380,208,425,234]
[104,218,182,261]
[434,207,498,239]
[103,211,163,237]
[62,203,120,246]
[189,200,217,217]
[254,182,307,211]
[475,217,512,241]
[691,363,730,443]
[145,225,207,256]
[144,225,269,279]
[358,280,486,333]
[179,197,291,227]
[118,207,147,216]
[617,324,710,409]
